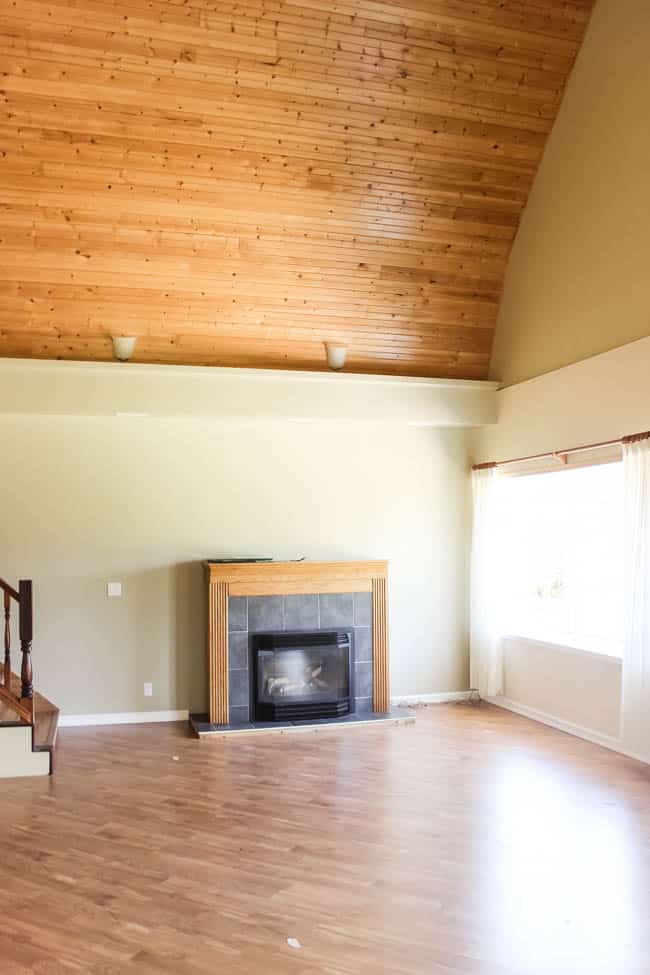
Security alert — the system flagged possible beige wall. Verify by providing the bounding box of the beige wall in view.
[478,336,650,464]
[489,0,650,386]
[0,411,473,716]
[501,638,621,740]
[474,338,650,746]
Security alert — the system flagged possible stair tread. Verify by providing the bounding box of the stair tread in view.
[34,719,58,750]
[8,672,58,714]
[5,673,59,750]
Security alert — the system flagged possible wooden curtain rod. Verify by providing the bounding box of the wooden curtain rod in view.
[472,430,650,471]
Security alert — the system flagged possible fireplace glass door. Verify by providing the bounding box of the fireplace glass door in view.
[252,631,352,721]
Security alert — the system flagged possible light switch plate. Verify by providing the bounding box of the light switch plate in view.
[143,682,153,697]
[107,582,122,597]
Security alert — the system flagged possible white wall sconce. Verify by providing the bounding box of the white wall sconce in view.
[112,336,137,362]
[325,342,348,370]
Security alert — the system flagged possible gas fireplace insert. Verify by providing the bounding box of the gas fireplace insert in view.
[251,630,353,722]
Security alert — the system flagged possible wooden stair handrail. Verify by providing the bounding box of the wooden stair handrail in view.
[0,578,34,720]
[0,578,20,602]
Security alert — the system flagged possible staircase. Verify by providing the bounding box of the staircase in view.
[0,578,58,777]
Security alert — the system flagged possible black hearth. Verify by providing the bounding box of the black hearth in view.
[251,630,353,722]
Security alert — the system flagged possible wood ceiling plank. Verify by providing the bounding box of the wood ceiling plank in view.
[1,49,563,127]
[0,18,573,103]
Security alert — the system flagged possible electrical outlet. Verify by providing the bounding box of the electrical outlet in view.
[107,582,122,598]
[143,682,153,697]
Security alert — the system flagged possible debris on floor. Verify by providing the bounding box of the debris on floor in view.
[287,938,302,950]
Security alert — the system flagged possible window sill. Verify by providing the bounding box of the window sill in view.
[502,634,622,664]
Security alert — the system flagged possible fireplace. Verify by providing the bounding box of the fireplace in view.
[251,630,353,722]
[204,561,389,726]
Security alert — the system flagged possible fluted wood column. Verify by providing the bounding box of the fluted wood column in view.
[208,580,229,724]
[372,576,390,712]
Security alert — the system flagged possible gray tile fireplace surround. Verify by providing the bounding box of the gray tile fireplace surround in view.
[228,592,373,725]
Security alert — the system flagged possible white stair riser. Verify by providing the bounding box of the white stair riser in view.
[0,725,50,778]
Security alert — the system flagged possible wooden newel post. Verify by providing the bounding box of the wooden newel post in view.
[3,589,10,688]
[18,580,33,700]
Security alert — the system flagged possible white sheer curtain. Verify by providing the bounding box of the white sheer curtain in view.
[621,436,650,761]
[470,466,504,698]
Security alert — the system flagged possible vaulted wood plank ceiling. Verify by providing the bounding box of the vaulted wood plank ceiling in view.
[0,0,594,378]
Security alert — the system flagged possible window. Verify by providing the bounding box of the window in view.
[498,462,623,657]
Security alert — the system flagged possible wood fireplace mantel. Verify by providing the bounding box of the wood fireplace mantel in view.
[205,560,389,724]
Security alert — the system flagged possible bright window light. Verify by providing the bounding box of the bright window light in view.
[498,463,623,657]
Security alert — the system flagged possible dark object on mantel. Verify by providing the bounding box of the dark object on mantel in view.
[206,556,307,564]
[206,558,274,564]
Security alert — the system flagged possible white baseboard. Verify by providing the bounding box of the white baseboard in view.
[391,691,471,706]
[61,700,464,727]
[59,709,189,728]
[486,696,649,766]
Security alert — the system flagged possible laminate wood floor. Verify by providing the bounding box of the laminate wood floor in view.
[1,704,649,975]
